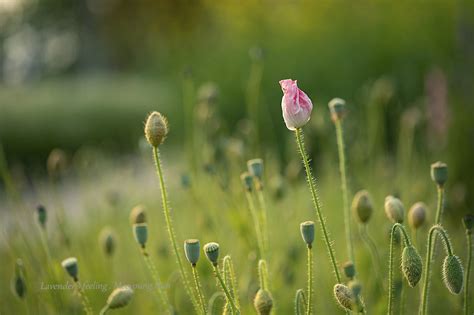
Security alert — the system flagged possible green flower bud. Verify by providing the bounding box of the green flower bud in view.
[61,257,78,281]
[184,239,200,266]
[240,172,254,192]
[144,112,168,147]
[343,261,356,279]
[99,227,116,257]
[133,223,148,249]
[300,221,315,248]
[129,205,146,225]
[247,159,264,181]
[442,255,464,294]
[430,161,448,187]
[333,284,356,311]
[328,98,347,122]
[204,242,220,266]
[107,286,134,309]
[408,202,427,230]
[36,205,47,229]
[384,196,405,223]
[351,190,373,224]
[401,245,423,287]
[463,214,474,233]
[254,289,273,315]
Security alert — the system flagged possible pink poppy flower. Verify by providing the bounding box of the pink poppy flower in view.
[279,79,313,130]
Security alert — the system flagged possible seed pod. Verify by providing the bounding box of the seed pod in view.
[351,190,373,224]
[240,172,254,192]
[184,239,200,266]
[333,283,355,311]
[133,223,148,248]
[11,259,26,299]
[430,161,448,187]
[144,112,168,147]
[442,255,464,294]
[61,257,78,281]
[254,289,273,315]
[36,205,47,229]
[107,286,134,309]
[463,214,474,232]
[328,98,347,122]
[204,242,220,266]
[348,280,362,298]
[99,227,116,257]
[300,221,315,248]
[401,245,423,287]
[247,159,264,181]
[129,205,146,225]
[384,196,405,223]
[343,261,356,279]
[408,202,427,230]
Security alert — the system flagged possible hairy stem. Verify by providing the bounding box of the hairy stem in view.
[192,267,207,315]
[213,266,240,314]
[256,188,269,256]
[295,128,341,283]
[464,231,472,315]
[359,224,383,290]
[258,259,269,290]
[223,256,240,309]
[142,250,171,314]
[245,191,265,259]
[295,289,307,315]
[152,147,199,312]
[306,247,313,315]
[75,281,93,315]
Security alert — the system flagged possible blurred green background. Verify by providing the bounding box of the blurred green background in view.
[1,1,473,211]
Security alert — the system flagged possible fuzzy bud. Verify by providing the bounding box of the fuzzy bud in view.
[240,172,254,192]
[99,227,116,257]
[333,284,357,311]
[343,261,356,279]
[204,242,220,266]
[36,204,47,229]
[254,289,273,315]
[351,190,373,224]
[442,255,464,294]
[247,159,264,181]
[61,257,78,281]
[184,239,200,266]
[401,245,423,287]
[133,223,148,248]
[107,286,134,309]
[328,98,347,122]
[300,221,315,248]
[463,214,474,233]
[384,196,405,223]
[129,205,146,225]
[144,112,168,147]
[430,161,448,187]
[408,202,427,230]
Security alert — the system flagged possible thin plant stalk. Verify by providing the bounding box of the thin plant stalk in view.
[191,267,207,315]
[306,247,313,315]
[223,256,240,309]
[208,292,226,315]
[152,146,200,312]
[99,305,109,315]
[387,223,411,315]
[256,188,269,256]
[75,281,93,315]
[245,191,265,259]
[334,119,354,263]
[294,128,342,283]
[258,259,269,290]
[213,266,240,314]
[464,230,472,315]
[359,224,383,289]
[420,225,454,315]
[295,289,307,315]
[434,187,445,225]
[142,250,171,314]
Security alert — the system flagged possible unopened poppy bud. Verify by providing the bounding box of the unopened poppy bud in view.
[442,255,464,294]
[36,205,47,228]
[343,261,356,279]
[204,242,220,266]
[129,205,146,225]
[144,112,168,147]
[401,245,423,287]
[279,79,313,130]
[408,202,427,230]
[254,289,273,315]
[107,286,134,309]
[240,172,254,192]
[334,284,357,311]
[99,227,116,257]
[328,98,347,122]
[61,257,78,281]
[247,159,264,181]
[463,214,474,233]
[133,223,148,249]
[384,196,405,223]
[351,190,373,224]
[430,161,448,187]
[184,239,200,266]
[300,221,315,248]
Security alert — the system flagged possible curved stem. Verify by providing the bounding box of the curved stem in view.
[192,267,207,315]
[245,191,265,259]
[306,247,313,315]
[258,259,269,290]
[464,231,472,315]
[335,120,354,263]
[142,250,171,314]
[295,289,307,315]
[213,266,240,314]
[223,256,240,309]
[359,224,383,290]
[295,128,341,283]
[99,305,109,315]
[420,225,453,315]
[152,147,199,312]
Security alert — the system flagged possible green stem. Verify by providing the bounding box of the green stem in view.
[335,120,354,264]
[295,289,307,315]
[192,267,207,315]
[306,247,313,315]
[388,223,411,315]
[99,305,109,315]
[256,188,269,256]
[420,225,454,315]
[245,191,265,259]
[75,281,93,315]
[213,266,240,314]
[434,187,445,225]
[295,128,342,283]
[223,256,240,309]
[359,224,383,290]
[152,146,200,312]
[464,231,472,315]
[258,259,269,290]
[142,250,172,314]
